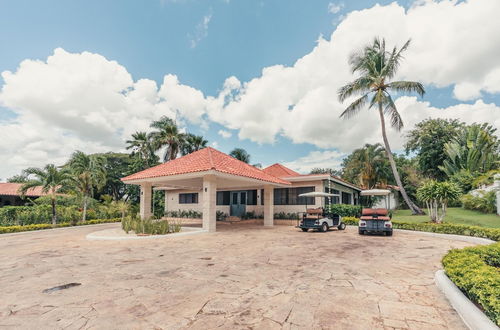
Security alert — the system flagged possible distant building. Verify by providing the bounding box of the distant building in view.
[0,183,47,207]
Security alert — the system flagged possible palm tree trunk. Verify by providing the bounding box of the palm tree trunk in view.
[82,195,88,222]
[51,194,57,227]
[377,105,424,215]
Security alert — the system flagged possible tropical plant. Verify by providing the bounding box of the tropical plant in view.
[461,191,497,214]
[405,118,464,180]
[310,168,342,176]
[180,133,208,155]
[149,116,185,162]
[440,123,499,177]
[126,132,154,163]
[7,174,28,183]
[341,143,392,189]
[229,148,251,163]
[416,180,461,223]
[113,200,131,221]
[19,164,72,226]
[67,151,107,222]
[338,37,425,214]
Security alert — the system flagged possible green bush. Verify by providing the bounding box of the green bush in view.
[328,204,362,217]
[274,212,300,220]
[443,243,500,326]
[165,209,202,219]
[461,191,497,214]
[0,218,121,234]
[341,216,359,225]
[121,215,181,235]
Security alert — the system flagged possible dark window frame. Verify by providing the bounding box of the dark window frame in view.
[179,193,199,204]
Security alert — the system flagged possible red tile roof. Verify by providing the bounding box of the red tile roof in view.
[262,163,300,178]
[122,147,290,185]
[0,183,47,197]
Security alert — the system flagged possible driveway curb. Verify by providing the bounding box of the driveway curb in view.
[86,227,207,240]
[435,270,499,330]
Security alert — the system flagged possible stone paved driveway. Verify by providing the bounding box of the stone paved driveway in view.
[0,223,472,329]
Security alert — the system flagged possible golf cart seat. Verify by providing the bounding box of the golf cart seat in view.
[360,215,391,221]
[303,208,323,220]
[361,208,390,220]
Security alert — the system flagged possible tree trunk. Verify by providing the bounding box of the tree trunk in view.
[82,195,88,223]
[377,105,424,215]
[51,194,57,227]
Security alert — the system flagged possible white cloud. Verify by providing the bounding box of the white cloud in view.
[218,129,232,138]
[328,2,343,14]
[283,150,346,174]
[189,11,212,48]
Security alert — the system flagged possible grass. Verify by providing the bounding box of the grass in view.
[393,207,500,228]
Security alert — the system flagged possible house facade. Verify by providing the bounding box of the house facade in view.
[162,163,361,217]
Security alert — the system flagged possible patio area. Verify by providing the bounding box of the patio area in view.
[0,223,472,329]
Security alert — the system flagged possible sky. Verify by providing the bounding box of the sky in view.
[0,0,499,180]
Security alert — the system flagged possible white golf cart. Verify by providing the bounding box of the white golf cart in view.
[359,189,393,236]
[296,192,346,232]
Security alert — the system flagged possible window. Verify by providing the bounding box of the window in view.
[261,189,264,205]
[216,191,230,205]
[324,187,340,204]
[240,192,247,205]
[246,190,257,205]
[274,187,314,205]
[341,192,352,204]
[179,193,198,204]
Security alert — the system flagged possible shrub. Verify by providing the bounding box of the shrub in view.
[0,218,121,234]
[165,210,202,219]
[274,212,300,220]
[328,204,362,217]
[121,215,181,235]
[443,243,500,326]
[216,211,227,221]
[461,191,497,214]
[417,180,461,223]
[341,216,359,225]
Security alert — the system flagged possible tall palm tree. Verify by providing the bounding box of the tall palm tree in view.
[67,151,107,222]
[126,131,154,163]
[149,117,185,162]
[19,164,72,226]
[344,143,392,189]
[338,37,425,214]
[229,148,251,163]
[180,133,208,156]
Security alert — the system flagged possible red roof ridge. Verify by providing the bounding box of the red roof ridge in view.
[206,147,215,170]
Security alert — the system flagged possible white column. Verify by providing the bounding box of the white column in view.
[164,191,168,216]
[494,174,500,216]
[263,185,274,227]
[140,182,152,219]
[202,175,217,232]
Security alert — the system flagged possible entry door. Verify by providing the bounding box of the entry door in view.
[230,191,246,217]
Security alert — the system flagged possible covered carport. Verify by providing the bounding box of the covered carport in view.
[121,147,290,232]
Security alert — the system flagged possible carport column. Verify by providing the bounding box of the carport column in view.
[263,185,274,227]
[140,182,152,219]
[202,175,217,232]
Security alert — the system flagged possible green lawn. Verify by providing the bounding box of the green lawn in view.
[393,208,500,229]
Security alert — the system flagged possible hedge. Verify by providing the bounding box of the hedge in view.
[342,217,500,241]
[328,204,362,217]
[0,218,122,234]
[442,243,500,326]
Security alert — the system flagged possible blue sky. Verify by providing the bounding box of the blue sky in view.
[0,0,499,178]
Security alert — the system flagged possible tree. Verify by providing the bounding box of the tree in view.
[180,133,208,156]
[338,37,425,214]
[98,152,135,201]
[149,117,185,162]
[310,168,342,177]
[405,118,464,180]
[341,143,392,189]
[440,123,499,177]
[126,131,157,166]
[67,151,107,222]
[7,174,28,183]
[417,180,461,223]
[229,148,251,163]
[19,164,72,226]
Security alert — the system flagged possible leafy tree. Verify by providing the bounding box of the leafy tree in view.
[180,133,208,155]
[149,117,185,162]
[417,180,461,223]
[229,148,251,163]
[310,168,342,177]
[440,123,499,177]
[126,131,157,166]
[405,118,464,180]
[341,143,392,189]
[7,174,28,183]
[20,164,72,226]
[67,151,107,222]
[338,37,425,214]
[394,154,423,207]
[97,152,135,201]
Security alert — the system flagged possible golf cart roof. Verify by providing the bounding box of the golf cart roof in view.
[360,189,391,196]
[298,192,340,197]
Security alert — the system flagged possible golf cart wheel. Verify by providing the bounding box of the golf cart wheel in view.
[301,228,309,232]
[358,228,365,235]
[321,222,329,232]
[386,230,393,236]
[338,222,346,230]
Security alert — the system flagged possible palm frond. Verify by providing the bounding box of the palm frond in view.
[382,93,404,131]
[339,94,369,120]
[338,77,372,102]
[387,81,425,97]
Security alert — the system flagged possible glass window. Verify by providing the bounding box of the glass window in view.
[179,193,198,204]
[232,193,238,204]
[273,187,314,205]
[341,192,352,204]
[240,192,247,205]
[216,191,230,205]
[246,190,257,205]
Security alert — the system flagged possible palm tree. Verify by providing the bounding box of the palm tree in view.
[180,133,208,156]
[113,200,130,221]
[19,164,72,226]
[126,131,154,163]
[338,37,425,214]
[229,148,251,163]
[67,151,107,222]
[149,117,185,162]
[343,143,392,189]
